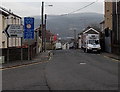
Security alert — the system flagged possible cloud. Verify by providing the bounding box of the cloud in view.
[2,0,104,2]
[1,2,41,16]
[1,2,104,17]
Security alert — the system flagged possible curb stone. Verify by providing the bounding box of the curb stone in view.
[1,51,52,70]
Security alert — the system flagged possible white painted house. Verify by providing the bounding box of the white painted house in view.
[0,7,22,48]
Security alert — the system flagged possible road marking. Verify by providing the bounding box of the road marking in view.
[1,56,52,71]
[111,59,120,62]
[104,56,120,62]
[0,61,45,71]
[104,56,109,59]
[80,63,86,64]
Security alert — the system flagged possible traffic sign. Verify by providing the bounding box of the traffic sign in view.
[24,17,34,39]
[4,24,23,37]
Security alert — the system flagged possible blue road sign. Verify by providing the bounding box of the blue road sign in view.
[24,17,34,39]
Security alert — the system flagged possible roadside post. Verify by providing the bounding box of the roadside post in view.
[7,37,9,62]
[21,37,23,61]
[24,17,34,60]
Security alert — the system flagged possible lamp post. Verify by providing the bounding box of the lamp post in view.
[41,1,53,52]
[41,1,44,52]
[74,29,77,49]
[44,14,47,52]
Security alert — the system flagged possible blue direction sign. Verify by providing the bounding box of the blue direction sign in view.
[24,17,34,39]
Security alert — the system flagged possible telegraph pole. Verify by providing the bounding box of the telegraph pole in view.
[44,14,47,52]
[41,1,44,52]
[41,2,52,52]
[74,29,76,49]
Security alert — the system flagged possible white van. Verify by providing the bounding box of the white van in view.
[55,42,62,50]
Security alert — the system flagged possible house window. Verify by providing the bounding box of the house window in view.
[18,19,19,24]
[11,17,13,24]
[2,16,5,29]
[2,41,5,48]
[107,10,109,12]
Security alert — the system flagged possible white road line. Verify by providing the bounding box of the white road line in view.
[104,56,120,62]
[80,63,86,65]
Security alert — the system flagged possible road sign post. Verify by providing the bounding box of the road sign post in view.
[24,17,34,60]
[7,37,9,62]
[21,37,23,61]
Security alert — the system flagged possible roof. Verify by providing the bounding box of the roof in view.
[78,26,100,35]
[0,10,9,16]
[83,27,99,34]
[0,6,21,19]
[9,12,22,19]
[100,20,105,24]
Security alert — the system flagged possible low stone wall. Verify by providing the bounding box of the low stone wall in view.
[0,43,37,63]
[46,42,55,50]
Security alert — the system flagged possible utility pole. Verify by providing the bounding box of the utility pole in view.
[74,29,76,49]
[41,1,44,52]
[41,2,52,52]
[44,14,47,52]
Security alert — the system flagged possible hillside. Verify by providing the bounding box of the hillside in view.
[34,13,104,37]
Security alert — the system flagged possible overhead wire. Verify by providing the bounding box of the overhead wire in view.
[60,0,99,16]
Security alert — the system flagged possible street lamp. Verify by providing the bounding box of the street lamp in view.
[74,29,77,49]
[41,1,44,52]
[44,14,47,52]
[41,1,53,52]
[70,28,77,49]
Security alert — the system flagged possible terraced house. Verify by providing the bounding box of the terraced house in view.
[0,6,22,49]
[104,0,120,55]
[112,1,120,55]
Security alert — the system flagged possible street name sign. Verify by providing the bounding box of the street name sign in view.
[4,24,23,37]
[24,17,34,39]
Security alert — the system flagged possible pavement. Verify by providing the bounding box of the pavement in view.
[1,50,52,69]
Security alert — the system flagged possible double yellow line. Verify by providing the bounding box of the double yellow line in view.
[0,55,52,71]
[104,56,120,62]
[0,61,43,71]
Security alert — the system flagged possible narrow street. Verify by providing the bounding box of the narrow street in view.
[46,50,118,90]
[1,1,120,92]
[2,50,118,91]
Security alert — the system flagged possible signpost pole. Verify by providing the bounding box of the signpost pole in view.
[28,39,30,60]
[7,37,9,62]
[21,37,23,61]
[24,17,34,61]
[41,1,44,52]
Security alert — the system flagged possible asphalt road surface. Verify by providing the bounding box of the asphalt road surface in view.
[46,50,118,90]
[2,49,119,91]
[2,62,50,91]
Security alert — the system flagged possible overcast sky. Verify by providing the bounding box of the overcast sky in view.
[1,0,104,17]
